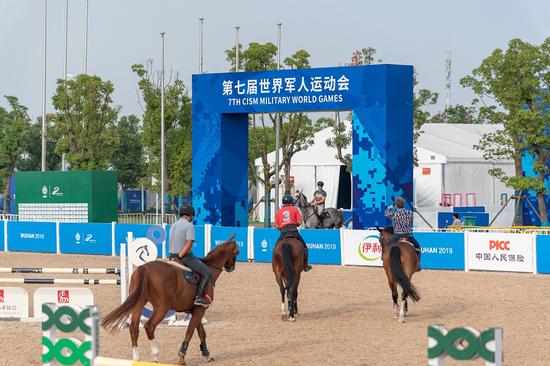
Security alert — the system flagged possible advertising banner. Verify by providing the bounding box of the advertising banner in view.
[59,223,112,255]
[7,221,56,252]
[253,228,280,263]
[115,224,164,257]
[300,229,341,265]
[165,224,205,258]
[0,287,29,319]
[210,226,248,262]
[415,232,465,270]
[342,229,383,266]
[467,232,534,273]
[33,287,93,319]
[536,235,550,274]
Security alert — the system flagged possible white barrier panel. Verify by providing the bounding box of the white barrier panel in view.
[467,232,534,273]
[342,230,383,266]
[33,287,94,319]
[0,287,29,318]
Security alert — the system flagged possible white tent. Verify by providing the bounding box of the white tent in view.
[252,124,349,221]
[252,122,515,223]
[415,124,514,207]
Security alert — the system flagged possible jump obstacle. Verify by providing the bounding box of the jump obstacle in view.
[0,243,128,320]
[42,303,179,366]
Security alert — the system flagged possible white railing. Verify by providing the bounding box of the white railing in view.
[118,213,177,225]
[463,227,523,233]
[0,213,19,221]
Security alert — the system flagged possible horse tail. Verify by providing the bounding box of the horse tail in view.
[389,246,421,302]
[281,242,296,293]
[101,265,148,334]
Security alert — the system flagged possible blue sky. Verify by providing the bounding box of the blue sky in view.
[0,0,548,120]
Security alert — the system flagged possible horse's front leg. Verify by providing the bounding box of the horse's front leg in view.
[197,321,213,362]
[178,307,206,365]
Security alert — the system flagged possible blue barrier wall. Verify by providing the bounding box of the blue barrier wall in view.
[301,229,341,265]
[210,226,248,261]
[115,224,164,256]
[165,224,206,258]
[438,212,489,228]
[536,235,550,274]
[59,223,112,255]
[0,222,4,249]
[415,232,465,270]
[253,228,280,263]
[8,221,56,253]
[454,207,485,213]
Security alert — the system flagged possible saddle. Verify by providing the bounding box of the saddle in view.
[164,259,200,285]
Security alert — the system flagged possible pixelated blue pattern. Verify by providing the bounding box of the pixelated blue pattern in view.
[521,153,550,225]
[192,65,413,228]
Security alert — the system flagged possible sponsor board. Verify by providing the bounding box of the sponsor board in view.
[0,287,29,318]
[343,230,382,266]
[467,232,534,273]
[33,287,93,319]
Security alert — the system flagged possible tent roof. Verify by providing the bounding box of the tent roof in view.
[254,122,512,167]
[417,123,509,163]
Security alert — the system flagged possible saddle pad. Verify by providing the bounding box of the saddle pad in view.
[159,259,193,272]
[397,239,421,252]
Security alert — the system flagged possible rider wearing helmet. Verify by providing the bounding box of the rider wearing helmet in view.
[169,205,212,307]
[275,192,312,272]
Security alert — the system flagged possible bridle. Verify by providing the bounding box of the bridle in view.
[295,192,319,222]
[202,242,238,273]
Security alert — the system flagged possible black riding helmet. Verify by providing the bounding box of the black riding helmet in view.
[282,194,294,205]
[317,181,324,187]
[179,205,195,217]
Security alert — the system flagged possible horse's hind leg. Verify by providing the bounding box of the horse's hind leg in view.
[129,306,143,360]
[399,292,407,323]
[197,322,213,361]
[390,281,399,319]
[144,306,168,362]
[275,274,287,319]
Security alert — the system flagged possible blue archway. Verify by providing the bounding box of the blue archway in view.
[192,64,413,229]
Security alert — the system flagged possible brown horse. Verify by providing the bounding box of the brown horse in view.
[377,227,420,323]
[101,236,239,365]
[272,237,304,321]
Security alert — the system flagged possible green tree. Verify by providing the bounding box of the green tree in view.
[317,114,352,172]
[18,115,61,172]
[0,96,31,209]
[430,104,484,124]
[132,61,192,196]
[461,38,550,224]
[51,74,119,170]
[111,115,147,189]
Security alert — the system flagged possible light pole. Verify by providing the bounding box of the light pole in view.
[62,0,68,172]
[234,26,240,72]
[274,23,282,211]
[84,0,89,74]
[199,18,204,74]
[160,32,166,224]
[41,0,48,172]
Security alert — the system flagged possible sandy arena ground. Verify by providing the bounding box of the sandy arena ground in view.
[0,251,549,365]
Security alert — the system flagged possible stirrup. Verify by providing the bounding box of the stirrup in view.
[303,264,312,272]
[193,297,211,308]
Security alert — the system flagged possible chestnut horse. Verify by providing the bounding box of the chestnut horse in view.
[101,236,239,365]
[272,237,304,321]
[377,227,420,323]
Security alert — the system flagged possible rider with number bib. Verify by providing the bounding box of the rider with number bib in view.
[275,193,312,272]
[169,206,212,308]
[384,196,422,271]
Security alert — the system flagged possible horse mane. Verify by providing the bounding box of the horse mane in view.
[202,242,231,264]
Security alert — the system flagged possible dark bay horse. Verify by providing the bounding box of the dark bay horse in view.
[272,237,304,321]
[293,191,343,228]
[101,236,239,365]
[377,227,420,323]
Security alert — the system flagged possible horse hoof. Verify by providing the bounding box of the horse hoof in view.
[178,355,186,365]
[206,356,215,362]
[289,316,296,322]
[281,314,287,321]
[398,317,406,323]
